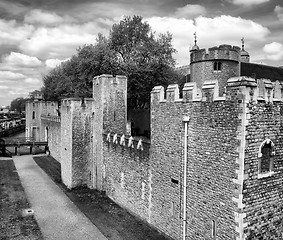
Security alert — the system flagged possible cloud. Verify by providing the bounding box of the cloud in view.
[19,22,108,59]
[25,77,41,84]
[274,5,283,21]
[2,52,42,67]
[194,15,269,43]
[0,1,28,18]
[147,15,270,65]
[8,87,30,96]
[24,9,75,26]
[0,19,34,46]
[174,4,206,19]
[0,71,26,81]
[0,86,9,90]
[263,42,283,61]
[45,58,70,68]
[228,0,270,6]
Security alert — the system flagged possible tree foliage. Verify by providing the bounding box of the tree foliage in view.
[10,97,27,113]
[42,15,182,109]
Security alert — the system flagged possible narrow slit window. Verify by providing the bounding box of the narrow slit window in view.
[258,139,274,174]
[213,61,222,71]
[212,220,216,239]
[171,178,179,184]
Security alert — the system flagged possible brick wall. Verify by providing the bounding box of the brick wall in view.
[243,98,283,238]
[150,82,242,240]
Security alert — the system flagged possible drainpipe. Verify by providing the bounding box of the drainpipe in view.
[183,116,190,240]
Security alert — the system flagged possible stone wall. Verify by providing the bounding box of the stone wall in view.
[60,98,94,189]
[25,100,59,141]
[102,133,151,221]
[41,115,61,162]
[150,81,242,240]
[241,80,283,239]
[92,74,127,190]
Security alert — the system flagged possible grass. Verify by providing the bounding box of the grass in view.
[0,159,43,240]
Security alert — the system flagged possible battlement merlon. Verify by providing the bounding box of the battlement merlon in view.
[190,44,241,63]
[226,77,282,102]
[61,98,94,112]
[151,80,221,104]
[151,77,282,105]
[93,74,127,89]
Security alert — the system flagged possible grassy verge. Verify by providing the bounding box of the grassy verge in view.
[0,159,43,240]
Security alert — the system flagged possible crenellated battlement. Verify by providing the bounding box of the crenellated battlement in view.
[93,74,127,89]
[151,76,283,105]
[61,98,94,108]
[190,44,241,64]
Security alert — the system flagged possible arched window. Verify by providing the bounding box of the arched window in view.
[213,61,222,71]
[258,139,275,174]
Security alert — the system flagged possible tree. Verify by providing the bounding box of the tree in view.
[42,34,117,101]
[42,16,182,108]
[109,16,180,109]
[10,97,27,113]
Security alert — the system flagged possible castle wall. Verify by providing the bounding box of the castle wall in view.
[60,98,94,189]
[27,68,283,240]
[150,83,242,240]
[41,116,61,162]
[25,100,59,141]
[243,99,283,238]
[102,134,151,222]
[92,75,127,190]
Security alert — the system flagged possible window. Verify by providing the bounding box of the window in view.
[213,61,222,71]
[171,178,179,184]
[32,111,35,119]
[211,220,216,239]
[258,139,275,175]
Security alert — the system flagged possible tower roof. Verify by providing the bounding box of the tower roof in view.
[191,32,199,51]
[240,37,249,57]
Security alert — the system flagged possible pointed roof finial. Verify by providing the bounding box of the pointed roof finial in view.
[191,31,199,51]
[241,37,245,50]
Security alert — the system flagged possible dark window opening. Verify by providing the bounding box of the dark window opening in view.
[212,220,216,239]
[114,111,116,121]
[213,61,222,71]
[32,111,35,119]
[259,141,274,174]
[171,178,179,184]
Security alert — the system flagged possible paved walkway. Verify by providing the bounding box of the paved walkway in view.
[13,155,107,240]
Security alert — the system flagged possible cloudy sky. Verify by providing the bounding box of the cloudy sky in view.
[0,0,282,106]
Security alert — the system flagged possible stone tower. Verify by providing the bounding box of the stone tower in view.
[190,44,241,96]
[92,74,127,190]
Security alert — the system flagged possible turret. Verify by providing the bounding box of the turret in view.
[240,37,250,63]
[190,44,241,96]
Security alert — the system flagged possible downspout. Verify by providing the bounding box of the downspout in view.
[183,116,190,240]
